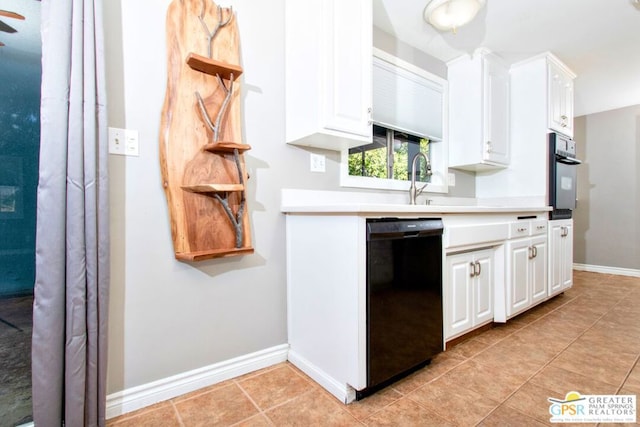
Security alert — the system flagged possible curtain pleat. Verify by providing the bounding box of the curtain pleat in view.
[32,0,109,425]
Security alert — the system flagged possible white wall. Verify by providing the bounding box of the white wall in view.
[104,0,466,398]
[105,0,324,394]
[573,105,640,270]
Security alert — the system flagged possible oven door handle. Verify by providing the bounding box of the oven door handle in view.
[556,156,582,165]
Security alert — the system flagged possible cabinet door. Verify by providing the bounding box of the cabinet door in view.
[473,251,493,326]
[548,61,574,138]
[548,223,564,296]
[561,223,573,290]
[323,0,372,138]
[530,236,548,304]
[285,0,372,150]
[483,57,510,165]
[507,239,531,316]
[445,253,473,339]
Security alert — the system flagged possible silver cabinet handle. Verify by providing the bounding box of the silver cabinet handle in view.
[517,227,527,232]
[475,261,481,277]
[367,107,372,125]
[532,245,538,258]
[470,262,476,277]
[486,141,492,153]
[528,246,533,259]
[537,225,546,230]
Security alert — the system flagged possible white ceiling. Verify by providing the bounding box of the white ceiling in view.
[373,0,640,117]
[2,0,639,116]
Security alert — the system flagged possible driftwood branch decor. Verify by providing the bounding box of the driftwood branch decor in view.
[160,0,253,261]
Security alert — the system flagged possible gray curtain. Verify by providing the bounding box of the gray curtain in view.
[32,0,109,425]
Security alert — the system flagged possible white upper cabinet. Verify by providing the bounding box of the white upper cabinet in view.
[285,0,372,151]
[478,53,576,200]
[548,59,575,138]
[448,49,510,171]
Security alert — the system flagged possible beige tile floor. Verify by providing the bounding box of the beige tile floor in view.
[107,271,640,426]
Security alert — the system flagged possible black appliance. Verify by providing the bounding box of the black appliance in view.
[549,132,582,219]
[360,218,443,399]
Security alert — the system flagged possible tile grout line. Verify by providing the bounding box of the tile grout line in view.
[232,379,276,426]
[388,294,582,425]
[476,283,635,425]
[615,353,640,395]
[285,363,368,425]
[169,400,186,427]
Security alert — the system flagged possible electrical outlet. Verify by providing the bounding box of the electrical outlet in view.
[125,129,139,156]
[109,127,139,156]
[310,153,326,172]
[448,172,456,187]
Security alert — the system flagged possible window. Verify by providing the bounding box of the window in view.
[348,125,431,182]
[340,48,449,193]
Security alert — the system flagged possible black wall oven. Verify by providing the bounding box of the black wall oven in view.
[549,133,581,219]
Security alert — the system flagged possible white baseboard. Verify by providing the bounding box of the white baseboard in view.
[106,344,289,419]
[573,263,640,278]
[287,350,356,404]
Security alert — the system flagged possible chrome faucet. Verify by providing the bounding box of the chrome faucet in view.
[409,152,432,205]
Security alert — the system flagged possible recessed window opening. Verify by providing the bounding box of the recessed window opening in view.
[348,124,431,183]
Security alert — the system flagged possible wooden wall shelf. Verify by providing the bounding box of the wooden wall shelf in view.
[181,183,244,194]
[186,53,243,79]
[203,142,251,154]
[160,0,252,261]
[176,247,255,262]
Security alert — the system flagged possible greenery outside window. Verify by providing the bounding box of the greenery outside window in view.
[348,125,431,183]
[340,48,449,194]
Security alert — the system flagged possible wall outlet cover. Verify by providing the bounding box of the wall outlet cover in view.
[109,127,139,157]
[310,153,326,172]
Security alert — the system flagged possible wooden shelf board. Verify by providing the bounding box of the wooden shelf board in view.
[181,183,244,194]
[0,11,25,20]
[203,141,252,154]
[186,53,243,80]
[176,247,254,261]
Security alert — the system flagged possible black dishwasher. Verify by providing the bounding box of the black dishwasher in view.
[360,218,444,398]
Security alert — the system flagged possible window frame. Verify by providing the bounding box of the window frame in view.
[347,124,432,182]
[340,48,449,194]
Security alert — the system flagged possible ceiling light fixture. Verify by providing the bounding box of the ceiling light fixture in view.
[424,0,486,33]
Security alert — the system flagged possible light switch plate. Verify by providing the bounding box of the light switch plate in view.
[108,127,125,155]
[109,127,139,157]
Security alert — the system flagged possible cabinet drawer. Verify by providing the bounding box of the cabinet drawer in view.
[446,223,509,249]
[509,221,530,238]
[509,220,548,238]
[530,220,548,236]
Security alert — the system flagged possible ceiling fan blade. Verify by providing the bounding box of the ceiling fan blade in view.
[0,20,18,33]
[0,10,25,20]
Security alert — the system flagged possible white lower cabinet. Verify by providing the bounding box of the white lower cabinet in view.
[445,249,493,340]
[506,235,547,318]
[549,219,573,297]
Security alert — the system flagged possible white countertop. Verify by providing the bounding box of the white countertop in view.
[282,203,551,214]
[281,189,552,215]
